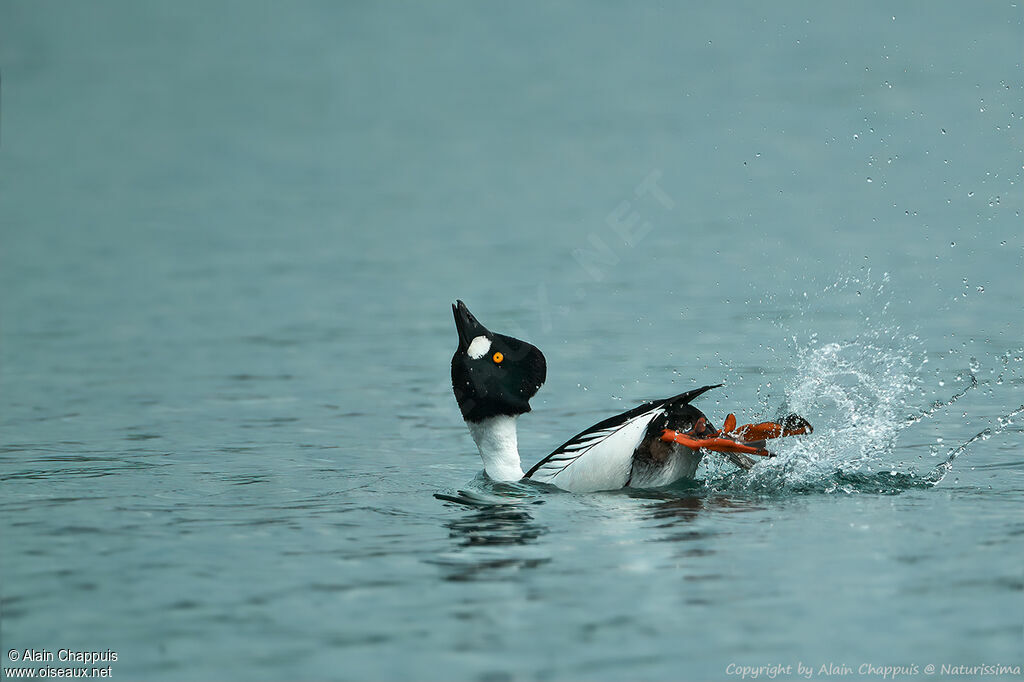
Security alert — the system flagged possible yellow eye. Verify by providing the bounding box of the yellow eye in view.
[492,352,504,364]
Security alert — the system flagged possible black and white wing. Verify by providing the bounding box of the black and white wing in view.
[525,385,720,493]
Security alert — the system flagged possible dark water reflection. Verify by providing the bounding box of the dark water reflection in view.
[628,487,768,522]
[431,487,771,584]
[430,499,552,581]
[446,505,546,548]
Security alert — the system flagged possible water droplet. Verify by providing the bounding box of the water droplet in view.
[950,241,956,247]
[866,177,873,183]
[967,191,974,197]
[941,128,947,134]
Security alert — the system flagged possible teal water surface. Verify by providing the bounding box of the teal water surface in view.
[1,3,1022,680]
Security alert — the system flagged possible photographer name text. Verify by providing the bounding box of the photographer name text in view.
[725,662,1022,679]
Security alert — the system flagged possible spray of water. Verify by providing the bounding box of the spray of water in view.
[699,273,1022,495]
[700,332,923,493]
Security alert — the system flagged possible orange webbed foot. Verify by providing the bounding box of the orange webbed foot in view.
[660,429,772,458]
[660,413,812,461]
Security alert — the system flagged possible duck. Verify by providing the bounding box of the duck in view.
[450,300,811,493]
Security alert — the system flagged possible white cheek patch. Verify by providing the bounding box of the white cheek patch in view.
[467,335,492,359]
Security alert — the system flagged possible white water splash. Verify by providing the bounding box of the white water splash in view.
[702,272,933,493]
[700,321,1021,494]
[788,338,920,466]
[710,332,923,492]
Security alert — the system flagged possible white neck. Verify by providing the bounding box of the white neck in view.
[466,415,524,482]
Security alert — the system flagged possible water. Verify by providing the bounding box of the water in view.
[2,3,1022,680]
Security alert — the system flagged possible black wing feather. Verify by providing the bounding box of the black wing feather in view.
[525,384,721,477]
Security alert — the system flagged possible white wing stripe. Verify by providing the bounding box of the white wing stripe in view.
[529,409,664,490]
